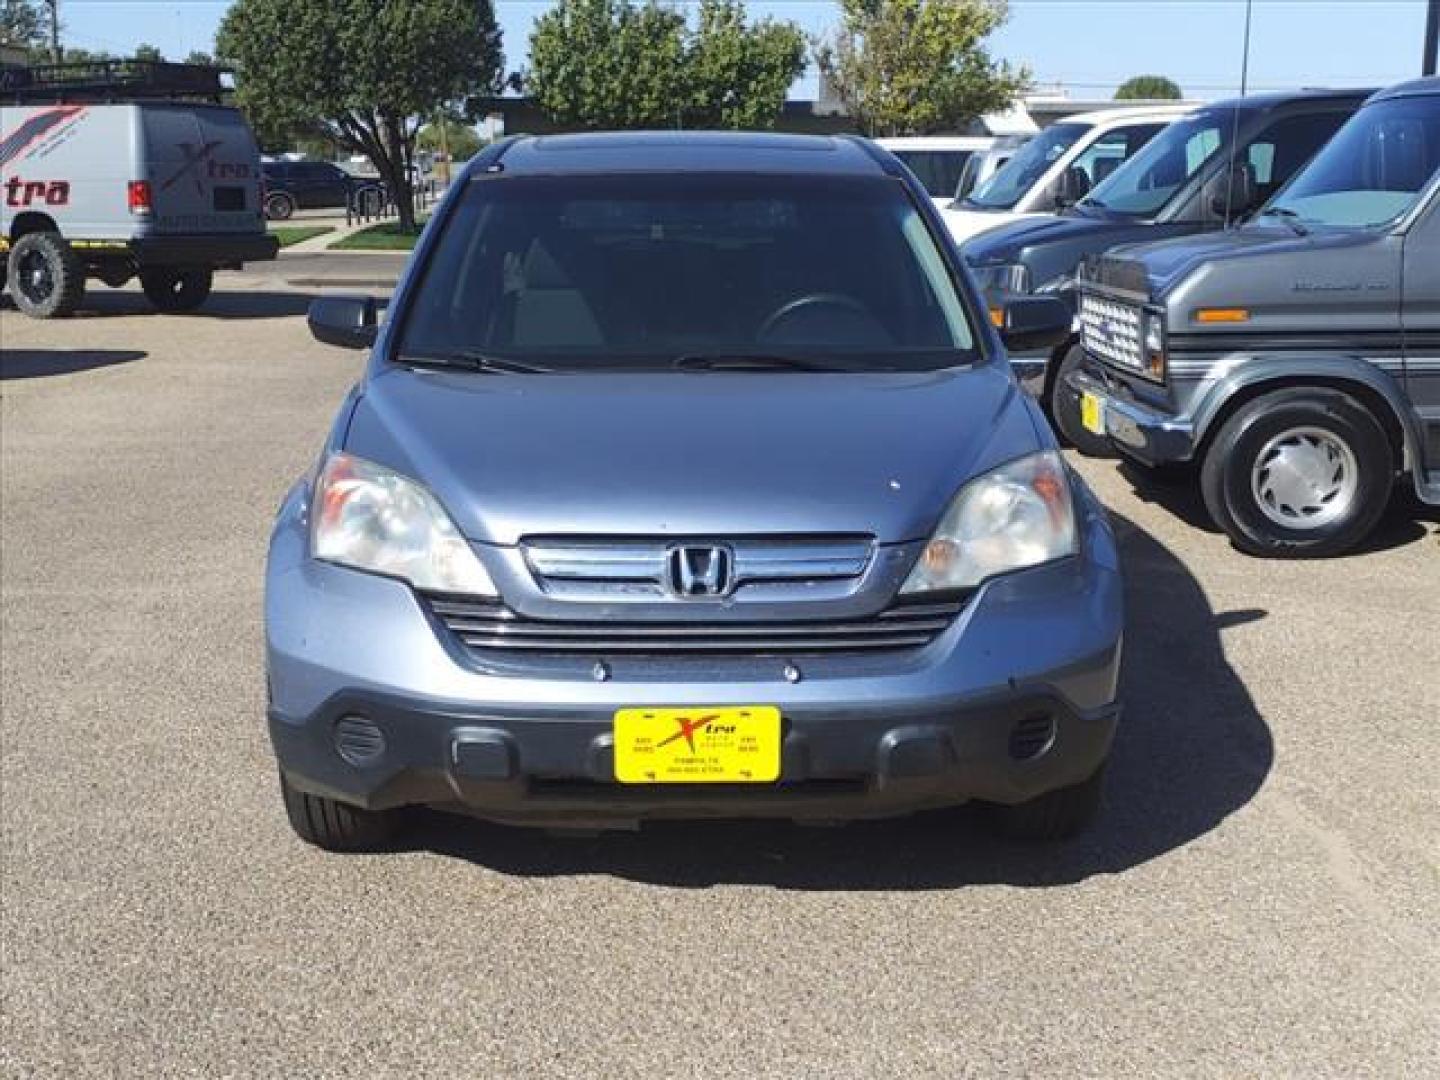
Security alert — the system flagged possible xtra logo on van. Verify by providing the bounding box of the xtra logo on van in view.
[159,141,253,195]
[160,140,225,195]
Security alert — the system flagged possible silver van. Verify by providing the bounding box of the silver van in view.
[1,61,277,317]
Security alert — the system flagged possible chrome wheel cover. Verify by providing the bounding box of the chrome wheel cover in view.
[1250,426,1358,530]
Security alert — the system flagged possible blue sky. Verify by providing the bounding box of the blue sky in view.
[55,0,1430,102]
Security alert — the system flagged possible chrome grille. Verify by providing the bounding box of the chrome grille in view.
[423,595,964,656]
[1079,294,1143,372]
[523,537,873,602]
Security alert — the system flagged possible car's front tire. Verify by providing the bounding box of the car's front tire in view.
[989,765,1105,841]
[1200,387,1392,558]
[1051,344,1117,458]
[140,268,213,313]
[279,772,398,852]
[7,231,86,319]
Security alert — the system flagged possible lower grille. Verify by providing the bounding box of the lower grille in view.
[423,595,964,657]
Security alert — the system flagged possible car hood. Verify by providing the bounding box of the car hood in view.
[344,364,1039,546]
[964,211,1202,291]
[1091,224,1367,298]
[942,207,1037,244]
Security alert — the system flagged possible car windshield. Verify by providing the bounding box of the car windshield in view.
[1261,96,1440,229]
[890,150,975,197]
[1084,110,1231,217]
[963,123,1087,209]
[397,173,976,371]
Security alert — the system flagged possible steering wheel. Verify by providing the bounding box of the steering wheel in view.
[757,293,871,341]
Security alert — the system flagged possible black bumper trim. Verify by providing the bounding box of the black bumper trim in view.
[128,233,279,267]
[269,687,1119,826]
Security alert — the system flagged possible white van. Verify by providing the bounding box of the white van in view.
[1,61,276,318]
[941,106,1193,245]
[876,136,996,207]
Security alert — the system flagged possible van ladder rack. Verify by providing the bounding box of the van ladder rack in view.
[0,61,233,105]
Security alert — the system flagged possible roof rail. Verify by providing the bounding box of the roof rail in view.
[0,60,234,105]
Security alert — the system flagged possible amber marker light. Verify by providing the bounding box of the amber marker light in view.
[1194,308,1250,324]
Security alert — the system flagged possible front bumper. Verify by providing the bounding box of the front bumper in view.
[266,481,1124,827]
[1066,365,1197,466]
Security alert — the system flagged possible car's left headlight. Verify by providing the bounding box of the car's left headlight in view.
[901,451,1077,594]
[969,262,1031,296]
[311,452,497,596]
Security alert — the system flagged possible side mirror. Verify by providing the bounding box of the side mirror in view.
[995,296,1072,352]
[1206,162,1258,220]
[1049,166,1090,209]
[308,295,379,349]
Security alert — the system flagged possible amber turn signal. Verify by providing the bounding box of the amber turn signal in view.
[1194,307,1250,324]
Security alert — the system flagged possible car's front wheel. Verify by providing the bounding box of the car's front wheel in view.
[6,231,86,319]
[279,772,398,852]
[140,268,213,313]
[1200,387,1392,558]
[989,765,1105,841]
[1050,343,1117,458]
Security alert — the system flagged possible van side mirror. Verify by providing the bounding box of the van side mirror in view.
[308,295,379,349]
[995,296,1072,352]
[1206,162,1258,220]
[1049,166,1090,209]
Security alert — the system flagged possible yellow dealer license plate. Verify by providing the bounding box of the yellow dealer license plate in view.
[614,706,781,784]
[1081,391,1106,436]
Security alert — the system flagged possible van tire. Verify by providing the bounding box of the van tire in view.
[1200,387,1392,558]
[265,192,295,221]
[6,231,86,319]
[279,772,397,852]
[989,764,1105,842]
[141,268,213,313]
[1051,344,1117,458]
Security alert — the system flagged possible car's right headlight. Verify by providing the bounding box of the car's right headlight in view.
[311,452,497,596]
[901,451,1077,594]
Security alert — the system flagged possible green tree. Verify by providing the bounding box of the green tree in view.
[183,49,215,67]
[527,0,687,130]
[1115,74,1182,100]
[686,0,806,129]
[217,0,502,230]
[418,116,482,162]
[815,0,1028,137]
[133,42,163,62]
[0,0,44,51]
[55,46,114,64]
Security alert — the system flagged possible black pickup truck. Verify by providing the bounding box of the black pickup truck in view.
[964,88,1370,453]
[1068,78,1440,557]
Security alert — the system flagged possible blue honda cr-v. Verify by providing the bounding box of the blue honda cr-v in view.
[267,132,1123,850]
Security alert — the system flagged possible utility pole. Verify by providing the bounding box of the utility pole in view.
[1425,0,1438,77]
[44,0,60,62]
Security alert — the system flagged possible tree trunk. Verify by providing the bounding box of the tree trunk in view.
[381,116,417,233]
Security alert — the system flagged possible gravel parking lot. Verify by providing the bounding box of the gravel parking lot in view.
[3,273,1437,1077]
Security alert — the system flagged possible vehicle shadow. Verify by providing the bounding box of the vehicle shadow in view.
[403,511,1274,889]
[0,348,146,379]
[68,290,320,320]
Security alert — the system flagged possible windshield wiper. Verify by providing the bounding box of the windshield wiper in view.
[1257,207,1309,236]
[673,353,837,372]
[398,350,555,374]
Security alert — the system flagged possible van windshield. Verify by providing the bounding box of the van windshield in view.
[963,123,1087,210]
[397,173,976,372]
[1085,111,1231,217]
[1262,96,1440,229]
